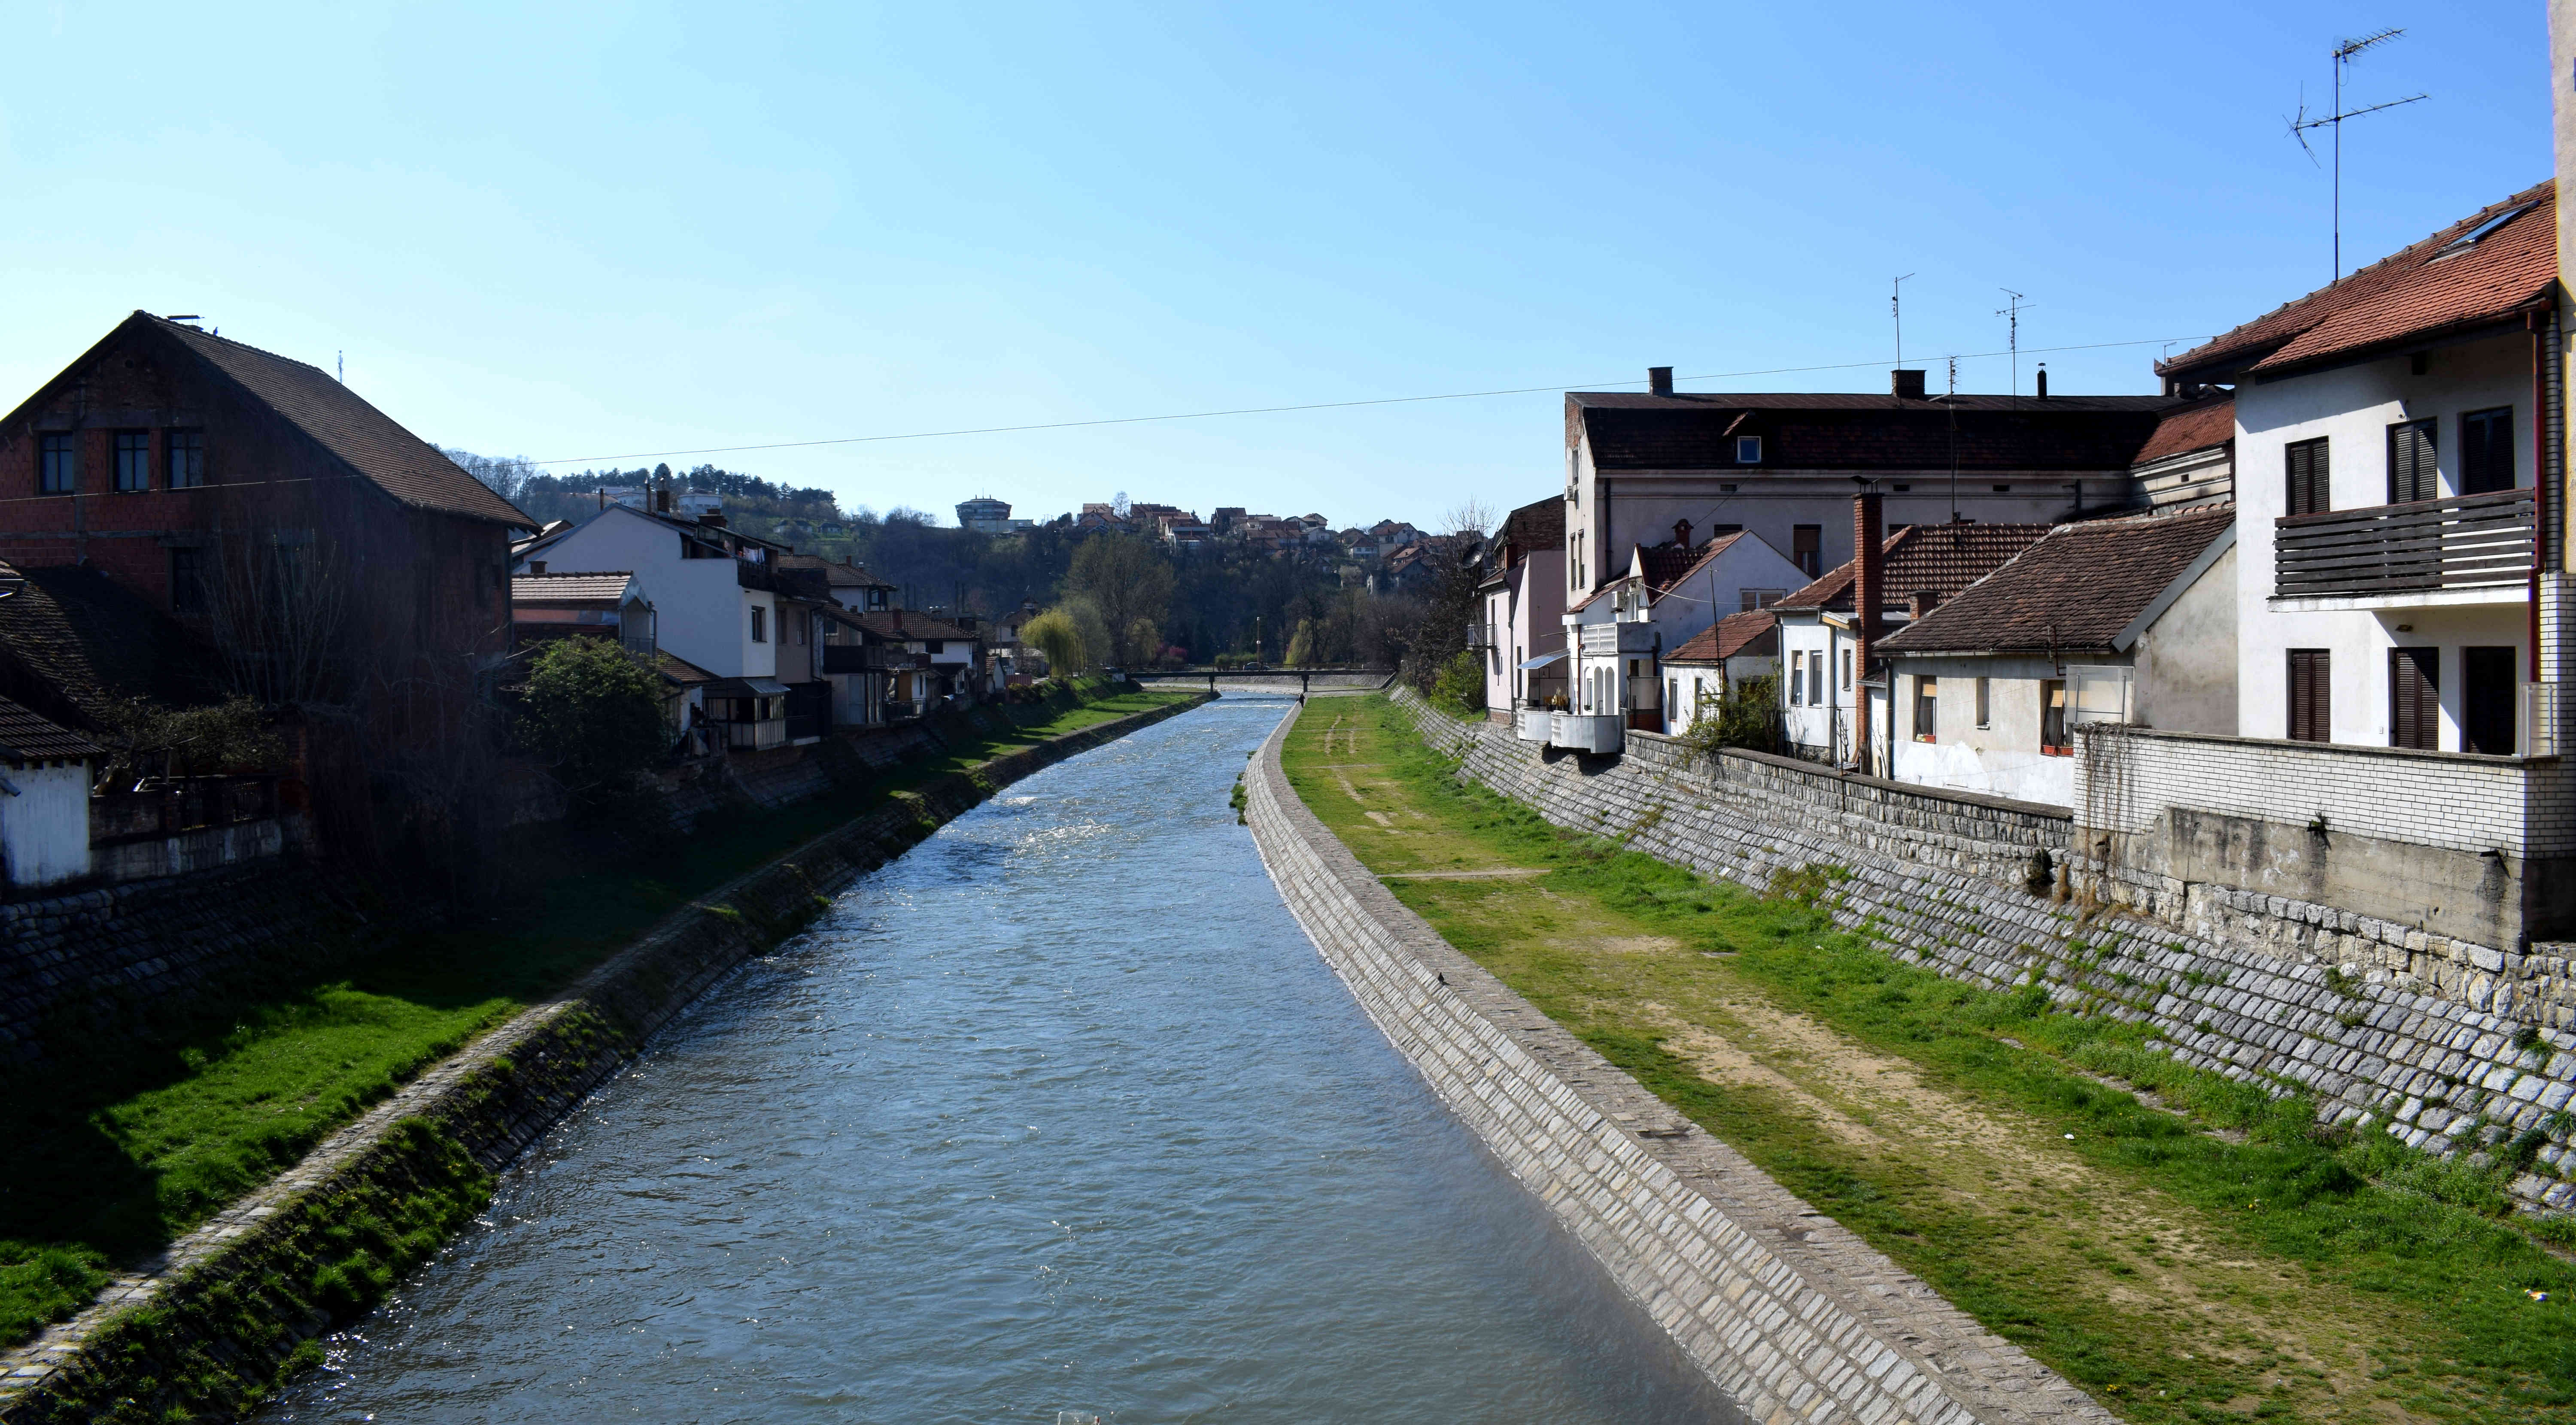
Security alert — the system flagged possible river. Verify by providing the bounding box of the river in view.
[260,698,1730,1424]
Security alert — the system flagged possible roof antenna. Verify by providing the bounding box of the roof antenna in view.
[2287,28,2427,282]
[1891,273,1915,370]
[1995,289,2032,407]
[1947,356,1961,524]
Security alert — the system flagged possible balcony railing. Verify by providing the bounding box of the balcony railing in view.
[2275,488,2534,599]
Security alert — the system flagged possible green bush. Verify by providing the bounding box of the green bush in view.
[1679,674,1783,757]
[514,639,668,796]
[1430,649,1485,716]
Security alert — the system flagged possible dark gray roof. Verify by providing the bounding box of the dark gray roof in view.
[1567,390,2187,473]
[0,693,100,764]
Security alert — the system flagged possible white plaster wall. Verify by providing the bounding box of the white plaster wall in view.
[1644,534,1805,655]
[1777,615,1853,758]
[2132,543,2239,734]
[1887,657,2073,806]
[515,508,768,678]
[2234,336,2534,747]
[4,761,91,887]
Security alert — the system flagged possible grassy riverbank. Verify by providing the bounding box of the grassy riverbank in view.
[0,682,1191,1347]
[1282,695,2576,1425]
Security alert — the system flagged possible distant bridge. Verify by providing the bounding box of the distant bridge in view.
[1132,667,1397,698]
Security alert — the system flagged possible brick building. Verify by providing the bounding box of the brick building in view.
[0,312,537,857]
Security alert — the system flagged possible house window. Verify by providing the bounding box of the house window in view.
[2461,407,2515,495]
[2464,646,2516,755]
[2285,436,2330,516]
[750,606,767,643]
[1736,435,1762,464]
[169,546,204,612]
[1793,525,1822,578]
[1809,652,1824,706]
[2040,680,2069,755]
[927,640,945,654]
[1789,652,1805,705]
[2287,649,2331,742]
[1741,588,1783,612]
[167,430,205,488]
[2387,418,2437,504]
[1974,676,1990,728]
[38,434,75,494]
[1839,648,1852,691]
[2389,646,2438,751]
[113,431,150,491]
[1913,676,1937,742]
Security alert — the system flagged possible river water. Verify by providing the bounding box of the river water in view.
[261,698,1730,1424]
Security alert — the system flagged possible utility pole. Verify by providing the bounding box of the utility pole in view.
[2290,29,2427,281]
[1995,289,2032,406]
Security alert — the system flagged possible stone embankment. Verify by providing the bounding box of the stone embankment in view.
[1243,711,2114,1425]
[0,693,1210,1425]
[1401,693,2576,1214]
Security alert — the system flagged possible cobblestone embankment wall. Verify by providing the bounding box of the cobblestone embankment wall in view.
[1244,711,2114,1425]
[0,693,1211,1425]
[1394,692,2576,1214]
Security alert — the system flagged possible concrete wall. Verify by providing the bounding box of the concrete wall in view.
[1389,690,2576,1213]
[2234,334,2534,749]
[1,761,91,888]
[91,814,306,885]
[1244,710,2112,1425]
[2132,541,2239,734]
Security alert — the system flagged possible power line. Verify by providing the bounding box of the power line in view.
[525,334,2214,467]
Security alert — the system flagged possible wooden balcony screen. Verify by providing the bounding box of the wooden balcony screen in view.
[2274,488,2533,598]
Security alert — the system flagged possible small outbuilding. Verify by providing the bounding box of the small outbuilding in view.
[0,694,99,889]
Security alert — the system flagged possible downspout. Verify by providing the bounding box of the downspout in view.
[2533,308,2552,683]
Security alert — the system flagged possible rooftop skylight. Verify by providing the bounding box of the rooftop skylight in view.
[2429,201,2537,261]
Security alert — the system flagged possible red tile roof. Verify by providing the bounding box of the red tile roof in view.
[1666,609,1779,664]
[511,571,635,603]
[2132,396,2233,466]
[1770,523,2055,614]
[1877,508,2234,657]
[2161,182,2555,381]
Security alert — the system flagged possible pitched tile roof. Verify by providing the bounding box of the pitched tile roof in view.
[775,554,894,588]
[511,571,635,603]
[654,650,718,686]
[1567,391,2187,473]
[2132,396,2234,466]
[1666,608,1779,664]
[1877,507,2234,657]
[2161,181,2554,381]
[137,315,538,528]
[0,693,100,764]
[1770,523,2055,614]
[0,564,223,729]
[1572,532,1754,612]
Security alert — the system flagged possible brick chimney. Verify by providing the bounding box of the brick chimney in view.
[1908,589,1937,620]
[1891,369,1927,400]
[2035,364,2049,400]
[1648,366,1674,397]
[1673,517,1692,548]
[1851,486,1885,770]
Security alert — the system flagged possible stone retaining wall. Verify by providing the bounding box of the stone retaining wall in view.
[1244,708,2114,1425]
[0,693,1211,1425]
[1392,691,2576,1215]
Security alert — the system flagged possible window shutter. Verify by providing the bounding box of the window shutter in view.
[2287,649,2330,742]
[2285,438,2330,517]
[2389,647,2438,750]
[2387,420,2438,504]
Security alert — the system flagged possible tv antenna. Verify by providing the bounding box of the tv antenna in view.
[1995,289,2033,404]
[1892,273,1915,370]
[2288,28,2427,281]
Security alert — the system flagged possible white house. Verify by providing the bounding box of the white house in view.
[512,502,783,684]
[1772,516,2054,770]
[0,695,96,888]
[1662,609,1781,736]
[1875,507,2237,806]
[1560,525,1807,747]
[1474,497,1567,731]
[2159,182,2554,757]
[1558,367,2202,614]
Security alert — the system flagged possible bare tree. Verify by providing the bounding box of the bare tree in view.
[200,532,356,710]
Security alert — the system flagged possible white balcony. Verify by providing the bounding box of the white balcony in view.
[1515,709,1553,743]
[1549,712,1624,754]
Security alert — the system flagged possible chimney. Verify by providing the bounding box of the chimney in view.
[1908,589,1937,620]
[1891,369,1927,400]
[528,561,546,575]
[1648,366,1674,397]
[699,512,726,529]
[1673,517,1692,548]
[2035,364,2049,400]
[1852,485,1885,771]
[656,481,672,513]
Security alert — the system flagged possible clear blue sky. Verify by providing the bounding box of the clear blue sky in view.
[0,2,2548,530]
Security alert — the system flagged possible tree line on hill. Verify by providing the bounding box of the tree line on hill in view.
[450,448,1484,683]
